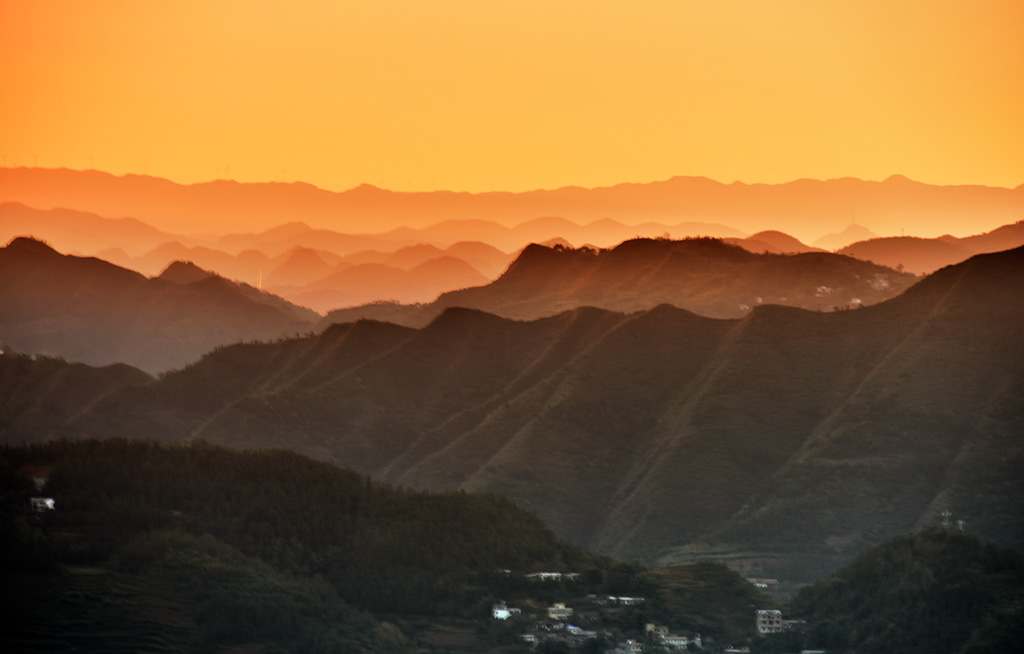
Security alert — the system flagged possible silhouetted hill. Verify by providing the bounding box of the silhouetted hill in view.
[0,202,191,257]
[837,220,1024,274]
[0,350,151,444]
[5,168,1021,242]
[110,241,275,283]
[781,529,1024,654]
[5,247,1021,578]
[156,260,214,284]
[839,236,976,274]
[959,219,1024,253]
[277,257,488,314]
[445,241,516,278]
[726,230,821,254]
[0,238,318,372]
[216,224,394,258]
[813,223,880,250]
[321,238,918,328]
[264,246,337,287]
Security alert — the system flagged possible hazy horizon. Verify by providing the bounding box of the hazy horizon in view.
[3,1,1023,194]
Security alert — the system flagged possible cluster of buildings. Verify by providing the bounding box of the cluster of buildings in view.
[645,623,703,649]
[491,569,803,651]
[491,597,704,652]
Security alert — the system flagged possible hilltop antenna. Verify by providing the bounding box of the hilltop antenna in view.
[258,271,263,290]
[33,153,38,167]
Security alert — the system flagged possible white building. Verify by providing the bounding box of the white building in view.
[756,609,784,634]
[31,497,55,511]
[548,602,574,620]
[491,602,521,620]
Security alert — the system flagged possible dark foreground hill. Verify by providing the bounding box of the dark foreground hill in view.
[322,237,918,328]
[772,528,1024,654]
[4,247,1022,579]
[1,439,770,653]
[0,238,318,372]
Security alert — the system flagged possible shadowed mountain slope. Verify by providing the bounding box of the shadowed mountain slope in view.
[321,238,918,329]
[0,238,319,372]
[5,247,1022,577]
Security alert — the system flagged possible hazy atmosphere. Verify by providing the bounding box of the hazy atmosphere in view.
[3,1,1023,196]
[2,2,1023,653]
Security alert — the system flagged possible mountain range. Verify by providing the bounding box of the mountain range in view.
[4,246,1021,579]
[322,238,918,328]
[0,236,918,372]
[3,167,1022,242]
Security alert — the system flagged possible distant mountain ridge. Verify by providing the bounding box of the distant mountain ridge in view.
[322,237,918,328]
[2,167,1021,242]
[5,246,1022,578]
[838,220,1024,274]
[0,238,318,372]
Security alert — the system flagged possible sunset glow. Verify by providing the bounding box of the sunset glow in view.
[3,1,1023,194]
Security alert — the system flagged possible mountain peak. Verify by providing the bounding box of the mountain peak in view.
[883,174,916,184]
[4,236,60,256]
[157,260,215,284]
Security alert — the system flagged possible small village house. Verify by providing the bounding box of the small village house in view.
[491,602,521,620]
[756,609,784,634]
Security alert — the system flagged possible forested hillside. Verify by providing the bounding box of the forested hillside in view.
[0,440,612,652]
[754,529,1024,654]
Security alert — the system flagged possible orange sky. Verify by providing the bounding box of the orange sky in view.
[2,1,1023,194]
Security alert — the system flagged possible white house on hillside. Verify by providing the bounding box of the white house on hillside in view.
[491,602,521,620]
[756,609,783,634]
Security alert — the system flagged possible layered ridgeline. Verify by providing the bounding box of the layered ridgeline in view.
[1,236,917,371]
[323,238,918,328]
[836,220,1024,275]
[0,237,318,372]
[3,247,1022,577]
[0,440,613,653]
[3,168,1023,241]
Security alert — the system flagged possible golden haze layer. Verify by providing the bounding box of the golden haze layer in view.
[1,1,1022,193]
